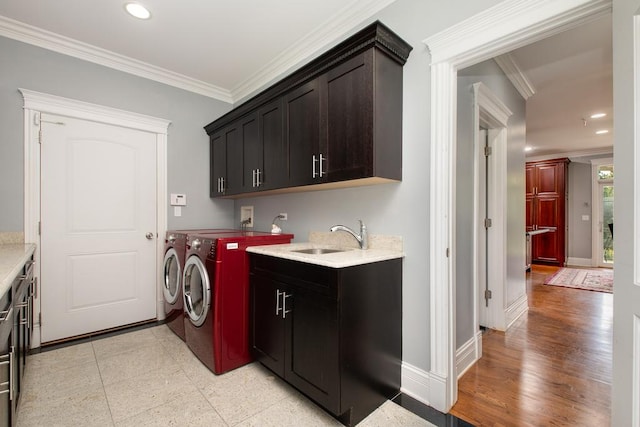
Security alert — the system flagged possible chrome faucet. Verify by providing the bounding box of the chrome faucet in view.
[330,220,368,250]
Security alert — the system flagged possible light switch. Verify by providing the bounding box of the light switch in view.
[582,215,590,221]
[170,193,187,206]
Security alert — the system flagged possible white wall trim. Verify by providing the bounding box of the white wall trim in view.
[505,294,529,330]
[20,89,170,347]
[400,362,431,406]
[422,0,611,413]
[567,257,595,267]
[635,15,640,288]
[473,82,512,332]
[493,54,536,100]
[456,331,482,379]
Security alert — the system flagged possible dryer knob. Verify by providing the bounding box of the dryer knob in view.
[192,239,201,250]
[168,234,176,243]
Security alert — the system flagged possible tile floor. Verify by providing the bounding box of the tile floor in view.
[16,325,436,427]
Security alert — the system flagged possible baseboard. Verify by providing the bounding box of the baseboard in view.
[505,293,529,330]
[566,257,594,267]
[456,330,482,378]
[401,362,431,407]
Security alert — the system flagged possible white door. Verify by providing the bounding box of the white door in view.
[40,113,158,343]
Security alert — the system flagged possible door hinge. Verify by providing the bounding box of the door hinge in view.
[38,127,42,145]
[446,248,450,258]
[484,146,492,156]
[38,221,41,235]
[485,289,493,300]
[484,218,492,229]
[39,312,42,326]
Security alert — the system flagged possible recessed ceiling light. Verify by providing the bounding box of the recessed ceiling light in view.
[590,113,607,119]
[125,2,151,19]
[596,129,609,135]
[524,146,533,152]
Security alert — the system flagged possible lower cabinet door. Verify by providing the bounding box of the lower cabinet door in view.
[0,292,14,427]
[284,286,340,414]
[250,275,285,377]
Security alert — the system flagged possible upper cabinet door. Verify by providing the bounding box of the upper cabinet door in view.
[322,52,373,182]
[240,113,261,192]
[260,99,287,190]
[210,132,226,197]
[285,79,321,186]
[536,162,564,196]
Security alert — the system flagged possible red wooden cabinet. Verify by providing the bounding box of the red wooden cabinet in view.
[526,158,569,266]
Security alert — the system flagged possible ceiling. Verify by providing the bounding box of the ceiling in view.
[504,15,613,159]
[0,2,613,158]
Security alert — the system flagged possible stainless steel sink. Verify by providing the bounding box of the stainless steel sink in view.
[292,248,347,255]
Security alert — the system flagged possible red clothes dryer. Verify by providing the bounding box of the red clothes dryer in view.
[182,231,293,374]
[162,229,237,340]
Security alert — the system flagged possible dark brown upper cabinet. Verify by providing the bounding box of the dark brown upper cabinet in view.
[205,21,412,198]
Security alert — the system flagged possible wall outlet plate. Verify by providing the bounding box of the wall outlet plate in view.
[279,213,288,221]
[240,206,254,227]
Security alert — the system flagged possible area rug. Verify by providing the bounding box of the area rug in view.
[544,268,613,293]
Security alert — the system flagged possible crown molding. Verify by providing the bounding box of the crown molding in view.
[230,0,398,102]
[0,15,230,103]
[526,146,613,162]
[0,0,398,105]
[423,0,611,68]
[493,53,536,100]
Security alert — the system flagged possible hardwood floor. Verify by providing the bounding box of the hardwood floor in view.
[450,265,612,426]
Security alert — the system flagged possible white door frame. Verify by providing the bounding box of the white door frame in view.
[20,89,170,348]
[472,83,512,332]
[591,157,614,267]
[421,0,611,413]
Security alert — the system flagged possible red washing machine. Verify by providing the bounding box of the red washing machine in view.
[162,229,238,340]
[182,231,293,374]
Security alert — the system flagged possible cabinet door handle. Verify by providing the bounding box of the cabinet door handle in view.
[312,155,318,178]
[275,289,282,315]
[0,346,14,400]
[319,154,326,178]
[220,177,225,194]
[256,169,261,187]
[252,169,256,187]
[282,292,292,319]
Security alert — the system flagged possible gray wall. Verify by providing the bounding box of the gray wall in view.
[0,36,235,232]
[456,59,527,346]
[612,0,635,424]
[567,162,592,261]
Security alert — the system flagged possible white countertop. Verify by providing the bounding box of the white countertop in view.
[246,242,403,268]
[0,244,36,296]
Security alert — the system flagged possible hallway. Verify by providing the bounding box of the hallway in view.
[450,265,612,426]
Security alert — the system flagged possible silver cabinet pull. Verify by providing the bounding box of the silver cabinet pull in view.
[0,347,14,400]
[275,289,283,316]
[252,169,256,187]
[312,155,318,178]
[256,169,261,187]
[319,154,326,178]
[220,177,225,194]
[0,307,12,323]
[282,292,292,319]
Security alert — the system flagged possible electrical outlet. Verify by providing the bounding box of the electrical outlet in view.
[279,213,288,221]
[240,206,254,227]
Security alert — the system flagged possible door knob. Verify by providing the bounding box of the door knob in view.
[146,232,154,240]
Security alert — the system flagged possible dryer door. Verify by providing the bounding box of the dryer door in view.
[182,255,211,327]
[162,248,181,304]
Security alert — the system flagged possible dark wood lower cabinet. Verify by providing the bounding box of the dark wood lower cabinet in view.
[249,254,402,426]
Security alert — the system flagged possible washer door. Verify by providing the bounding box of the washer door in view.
[182,255,210,327]
[162,248,181,304]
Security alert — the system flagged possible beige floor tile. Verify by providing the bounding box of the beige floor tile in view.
[17,382,113,427]
[358,400,437,427]
[103,366,198,422]
[201,363,293,425]
[92,328,159,360]
[97,342,176,386]
[20,360,102,405]
[148,324,178,341]
[25,342,96,373]
[235,393,342,427]
[114,390,226,427]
